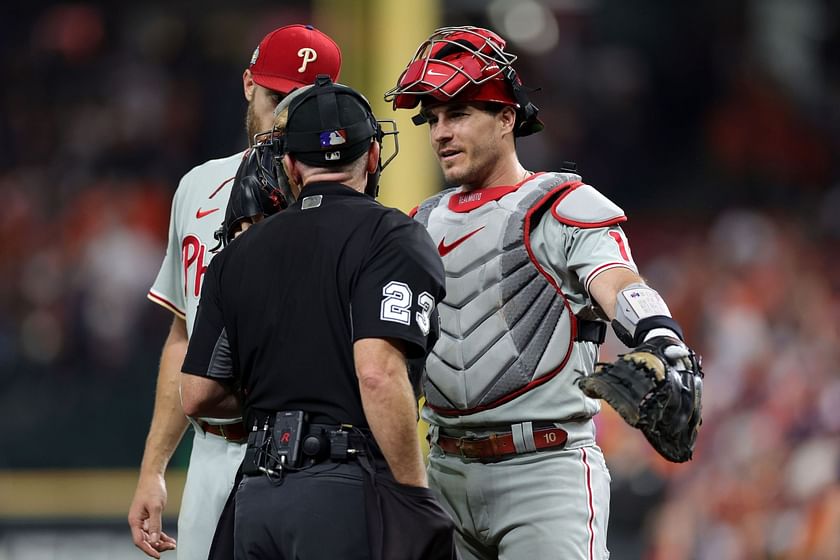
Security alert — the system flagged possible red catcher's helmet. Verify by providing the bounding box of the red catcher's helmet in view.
[384,26,543,136]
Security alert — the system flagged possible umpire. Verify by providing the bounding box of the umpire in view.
[180,76,457,560]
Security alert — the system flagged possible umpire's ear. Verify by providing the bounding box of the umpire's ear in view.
[282,154,303,198]
[366,140,381,174]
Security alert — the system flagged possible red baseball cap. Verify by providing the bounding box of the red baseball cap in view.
[249,24,342,93]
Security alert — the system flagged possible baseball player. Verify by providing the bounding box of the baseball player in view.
[128,25,341,559]
[386,26,702,560]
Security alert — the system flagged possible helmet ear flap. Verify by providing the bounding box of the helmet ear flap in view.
[504,68,543,137]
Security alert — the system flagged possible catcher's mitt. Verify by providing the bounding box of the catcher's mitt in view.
[578,336,703,463]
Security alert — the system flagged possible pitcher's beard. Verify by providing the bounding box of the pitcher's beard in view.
[245,100,259,147]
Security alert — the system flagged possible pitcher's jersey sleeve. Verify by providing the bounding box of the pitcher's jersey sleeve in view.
[148,176,188,318]
[351,212,446,360]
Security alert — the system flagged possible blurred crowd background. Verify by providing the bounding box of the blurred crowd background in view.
[1,0,839,558]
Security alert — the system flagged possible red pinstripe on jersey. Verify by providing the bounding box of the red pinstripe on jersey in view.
[581,447,595,560]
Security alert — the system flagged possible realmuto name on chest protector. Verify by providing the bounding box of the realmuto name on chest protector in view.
[415,173,581,415]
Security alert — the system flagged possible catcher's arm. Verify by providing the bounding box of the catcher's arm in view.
[583,269,704,463]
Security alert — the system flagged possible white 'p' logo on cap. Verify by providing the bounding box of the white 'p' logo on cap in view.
[297,48,318,73]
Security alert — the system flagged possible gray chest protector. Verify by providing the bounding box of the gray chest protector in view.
[415,172,584,415]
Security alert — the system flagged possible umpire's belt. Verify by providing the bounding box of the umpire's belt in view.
[199,420,248,443]
[436,423,567,461]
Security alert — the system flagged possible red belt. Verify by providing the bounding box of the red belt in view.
[199,420,248,443]
[436,426,568,460]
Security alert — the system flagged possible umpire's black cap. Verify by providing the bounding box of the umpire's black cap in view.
[284,75,378,166]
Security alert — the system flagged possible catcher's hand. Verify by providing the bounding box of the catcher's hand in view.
[578,336,703,463]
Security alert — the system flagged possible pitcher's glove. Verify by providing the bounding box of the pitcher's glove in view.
[578,336,703,463]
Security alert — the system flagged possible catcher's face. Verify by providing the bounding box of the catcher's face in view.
[423,102,514,190]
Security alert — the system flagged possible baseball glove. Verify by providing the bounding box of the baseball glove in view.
[578,336,703,463]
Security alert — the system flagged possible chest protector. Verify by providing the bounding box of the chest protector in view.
[415,172,583,415]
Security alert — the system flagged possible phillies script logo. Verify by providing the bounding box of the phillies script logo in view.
[297,47,317,72]
[182,235,209,298]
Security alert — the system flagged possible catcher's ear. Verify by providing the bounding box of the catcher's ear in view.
[497,105,517,137]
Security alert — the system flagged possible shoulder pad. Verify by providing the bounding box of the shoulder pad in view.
[550,184,626,228]
[413,187,457,226]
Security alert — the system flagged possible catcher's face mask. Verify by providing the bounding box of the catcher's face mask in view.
[384,26,543,137]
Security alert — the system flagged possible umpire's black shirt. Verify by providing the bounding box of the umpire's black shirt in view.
[182,182,445,427]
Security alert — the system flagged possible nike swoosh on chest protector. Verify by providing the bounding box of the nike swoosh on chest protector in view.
[437,226,485,257]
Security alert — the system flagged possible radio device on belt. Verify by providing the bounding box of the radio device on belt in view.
[242,410,369,477]
[273,410,306,467]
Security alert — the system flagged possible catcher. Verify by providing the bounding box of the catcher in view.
[386,25,703,560]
